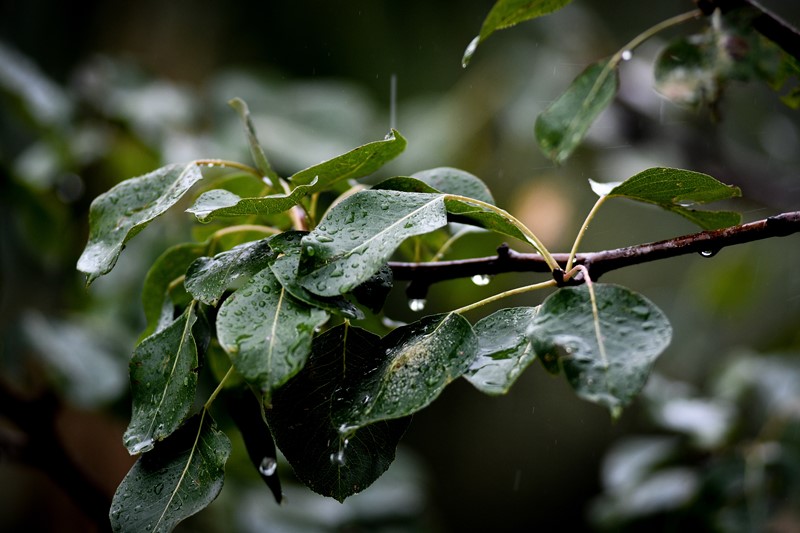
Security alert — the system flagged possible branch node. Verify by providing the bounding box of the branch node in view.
[497,243,510,260]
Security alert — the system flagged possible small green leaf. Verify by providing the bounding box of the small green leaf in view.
[410,167,495,204]
[299,190,448,297]
[184,237,276,306]
[268,232,362,319]
[528,284,672,418]
[591,167,742,230]
[465,307,539,395]
[334,313,477,429]
[186,180,316,223]
[535,59,619,163]
[123,305,199,455]
[216,267,328,395]
[268,324,411,502]
[77,163,203,284]
[289,129,406,189]
[110,413,231,533]
[140,242,207,340]
[463,0,574,66]
[228,97,280,185]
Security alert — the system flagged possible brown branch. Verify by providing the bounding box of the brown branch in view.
[389,211,800,297]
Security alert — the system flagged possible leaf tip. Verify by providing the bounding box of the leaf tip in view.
[462,36,480,68]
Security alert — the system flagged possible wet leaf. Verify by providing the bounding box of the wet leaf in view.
[590,167,741,230]
[184,237,276,306]
[334,313,477,429]
[410,167,495,204]
[528,284,672,418]
[465,307,539,395]
[535,59,619,164]
[267,324,411,502]
[463,0,574,66]
[77,163,203,284]
[186,180,316,223]
[350,264,394,314]
[123,305,199,455]
[228,97,279,184]
[110,413,230,533]
[299,190,448,297]
[216,267,328,395]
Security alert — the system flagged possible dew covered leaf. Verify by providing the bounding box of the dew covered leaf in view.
[184,237,276,306]
[110,413,230,533]
[186,180,316,223]
[350,264,394,314]
[216,267,328,395]
[140,242,207,340]
[528,284,672,418]
[268,231,362,319]
[299,190,448,297]
[289,129,406,189]
[591,167,741,230]
[463,0,574,66]
[267,324,410,502]
[123,304,199,455]
[535,59,619,164]
[228,97,279,184]
[77,163,203,284]
[465,307,539,395]
[334,313,477,429]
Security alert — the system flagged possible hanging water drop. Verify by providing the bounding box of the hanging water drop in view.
[409,299,426,312]
[258,456,278,476]
[471,274,491,286]
[621,50,633,61]
[699,249,718,258]
[330,449,346,466]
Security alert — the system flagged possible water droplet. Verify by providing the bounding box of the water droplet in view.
[621,50,633,61]
[330,449,346,466]
[128,438,155,455]
[409,299,426,312]
[462,36,479,68]
[699,249,718,258]
[153,482,165,495]
[471,274,491,286]
[258,456,278,476]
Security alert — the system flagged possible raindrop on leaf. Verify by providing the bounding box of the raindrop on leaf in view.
[408,299,426,312]
[258,456,278,476]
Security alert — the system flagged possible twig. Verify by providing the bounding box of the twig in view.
[390,211,800,296]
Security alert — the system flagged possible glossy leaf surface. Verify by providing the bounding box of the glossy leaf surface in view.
[110,413,230,533]
[123,305,199,455]
[528,284,672,418]
[186,181,315,223]
[78,163,203,284]
[535,60,619,164]
[268,324,410,502]
[216,267,328,394]
[465,307,539,395]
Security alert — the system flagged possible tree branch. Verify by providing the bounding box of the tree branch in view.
[390,211,800,297]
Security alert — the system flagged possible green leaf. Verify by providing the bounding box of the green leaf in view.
[654,34,725,108]
[228,97,280,185]
[123,305,199,455]
[410,167,495,204]
[110,413,231,533]
[184,237,276,306]
[465,307,539,395]
[334,313,477,429]
[141,242,207,340]
[350,264,394,314]
[463,0,574,66]
[591,167,742,230]
[289,129,406,189]
[186,180,316,223]
[299,190,448,297]
[535,59,619,164]
[77,163,203,284]
[528,284,672,418]
[216,267,328,395]
[267,324,411,502]
[268,231,362,319]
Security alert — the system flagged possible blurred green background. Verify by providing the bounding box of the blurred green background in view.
[3,1,800,531]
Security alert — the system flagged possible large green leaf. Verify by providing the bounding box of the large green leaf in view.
[216,267,328,395]
[77,163,203,284]
[465,307,539,395]
[186,181,316,223]
[289,129,406,188]
[299,190,448,297]
[140,242,207,340]
[184,237,276,306]
[110,413,230,533]
[267,324,411,502]
[334,313,477,430]
[410,167,495,204]
[267,231,362,319]
[463,0,574,66]
[528,284,672,418]
[228,97,279,184]
[123,305,199,455]
[535,60,619,164]
[591,167,741,230]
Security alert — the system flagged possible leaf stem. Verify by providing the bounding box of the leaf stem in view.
[568,265,608,369]
[612,9,702,66]
[566,195,608,273]
[454,279,557,315]
[195,159,262,177]
[204,366,237,410]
